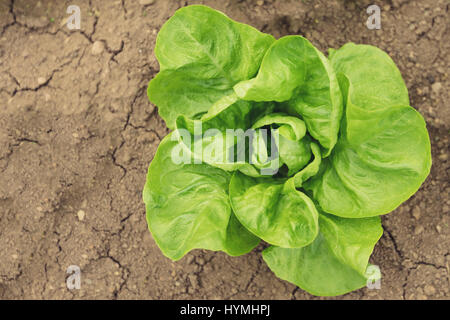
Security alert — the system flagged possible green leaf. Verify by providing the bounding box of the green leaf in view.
[174,93,275,172]
[252,113,307,141]
[331,43,410,112]
[277,134,311,176]
[148,70,232,129]
[148,5,275,129]
[293,142,321,187]
[234,35,343,156]
[143,134,259,260]
[252,113,311,176]
[262,213,383,296]
[248,128,283,175]
[229,173,319,248]
[305,44,432,218]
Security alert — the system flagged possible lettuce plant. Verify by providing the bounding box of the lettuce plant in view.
[143,5,431,296]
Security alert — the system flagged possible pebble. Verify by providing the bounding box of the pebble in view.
[431,82,442,94]
[139,0,155,5]
[91,41,105,55]
[35,211,44,220]
[186,255,194,264]
[121,152,131,164]
[188,274,198,289]
[37,77,46,85]
[412,207,421,220]
[256,0,264,5]
[424,284,436,296]
[414,225,424,235]
[77,210,86,221]
[403,259,414,269]
[438,153,448,161]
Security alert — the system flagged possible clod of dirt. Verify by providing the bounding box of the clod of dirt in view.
[37,77,46,85]
[424,284,436,296]
[432,82,442,95]
[77,210,86,221]
[412,207,421,220]
[91,41,105,55]
[139,0,155,6]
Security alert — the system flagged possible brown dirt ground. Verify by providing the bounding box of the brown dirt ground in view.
[0,0,449,300]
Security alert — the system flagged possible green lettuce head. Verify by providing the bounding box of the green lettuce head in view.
[143,5,431,296]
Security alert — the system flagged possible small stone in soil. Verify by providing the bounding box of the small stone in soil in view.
[431,82,442,94]
[412,207,421,219]
[91,41,104,55]
[414,225,424,235]
[37,77,46,85]
[423,284,436,296]
[77,210,86,221]
[438,153,448,161]
[140,0,155,5]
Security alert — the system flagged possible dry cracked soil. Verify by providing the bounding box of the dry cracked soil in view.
[0,0,449,300]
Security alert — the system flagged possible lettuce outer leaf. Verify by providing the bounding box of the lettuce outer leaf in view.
[229,174,319,248]
[234,35,343,156]
[148,5,275,129]
[143,134,259,260]
[305,43,432,218]
[148,70,232,130]
[262,212,383,296]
